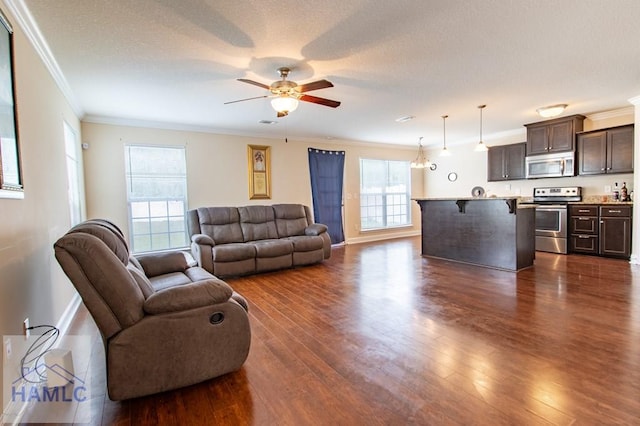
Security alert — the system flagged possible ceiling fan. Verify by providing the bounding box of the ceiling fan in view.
[225,67,341,117]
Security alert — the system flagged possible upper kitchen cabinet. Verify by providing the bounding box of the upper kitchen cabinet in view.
[487,143,526,181]
[524,115,585,155]
[577,124,634,175]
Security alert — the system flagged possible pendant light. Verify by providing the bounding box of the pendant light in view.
[475,104,488,152]
[440,115,451,157]
[410,137,430,168]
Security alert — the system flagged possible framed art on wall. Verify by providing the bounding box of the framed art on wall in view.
[0,8,23,197]
[247,145,271,199]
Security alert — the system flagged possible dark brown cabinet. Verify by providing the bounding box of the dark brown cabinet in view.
[600,206,632,259]
[569,205,598,255]
[577,125,634,175]
[525,115,585,155]
[487,143,526,181]
[569,204,632,259]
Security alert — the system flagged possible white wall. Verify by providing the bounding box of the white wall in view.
[0,0,82,398]
[81,122,425,244]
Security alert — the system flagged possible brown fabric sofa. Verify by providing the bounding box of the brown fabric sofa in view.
[54,219,251,400]
[187,204,331,277]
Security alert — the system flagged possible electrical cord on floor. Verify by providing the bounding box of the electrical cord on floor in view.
[20,324,60,384]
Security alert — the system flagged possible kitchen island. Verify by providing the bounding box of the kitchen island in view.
[414,197,535,271]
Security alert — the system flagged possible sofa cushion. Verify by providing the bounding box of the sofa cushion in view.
[148,272,194,291]
[273,204,310,237]
[286,235,324,252]
[252,239,293,258]
[197,207,244,244]
[212,243,256,262]
[239,206,278,241]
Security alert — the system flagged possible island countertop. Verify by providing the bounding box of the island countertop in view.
[414,197,535,271]
[413,196,518,202]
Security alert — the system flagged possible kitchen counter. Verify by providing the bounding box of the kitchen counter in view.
[414,198,535,271]
[569,201,634,205]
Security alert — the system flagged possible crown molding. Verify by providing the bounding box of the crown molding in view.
[587,106,634,121]
[628,95,640,106]
[3,0,83,117]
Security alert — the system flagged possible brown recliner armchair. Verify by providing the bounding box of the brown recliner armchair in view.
[54,219,251,400]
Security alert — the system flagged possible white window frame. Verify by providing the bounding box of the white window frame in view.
[359,158,412,230]
[63,121,83,226]
[124,144,188,253]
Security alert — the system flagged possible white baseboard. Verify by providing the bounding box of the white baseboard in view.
[56,293,81,336]
[346,230,420,245]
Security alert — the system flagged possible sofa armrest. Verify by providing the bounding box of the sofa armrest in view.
[143,278,233,314]
[190,234,215,274]
[135,251,190,278]
[305,223,328,236]
[191,233,215,246]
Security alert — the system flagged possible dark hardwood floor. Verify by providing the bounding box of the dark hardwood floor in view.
[50,237,640,424]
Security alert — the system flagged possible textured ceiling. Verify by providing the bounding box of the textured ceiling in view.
[20,0,640,147]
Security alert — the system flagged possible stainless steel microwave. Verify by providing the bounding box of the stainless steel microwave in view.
[525,151,575,179]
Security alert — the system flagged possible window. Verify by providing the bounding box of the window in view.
[360,159,411,230]
[63,122,82,225]
[125,145,188,253]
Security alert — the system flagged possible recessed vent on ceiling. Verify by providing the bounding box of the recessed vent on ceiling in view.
[258,120,278,125]
[395,115,415,123]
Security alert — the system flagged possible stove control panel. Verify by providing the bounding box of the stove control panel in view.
[533,186,582,197]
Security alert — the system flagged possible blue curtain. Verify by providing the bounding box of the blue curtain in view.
[308,148,345,244]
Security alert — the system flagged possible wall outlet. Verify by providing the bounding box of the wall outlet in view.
[23,318,30,339]
[3,337,11,363]
[505,184,511,191]
[605,185,611,193]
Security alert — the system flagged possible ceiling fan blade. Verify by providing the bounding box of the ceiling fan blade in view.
[297,79,334,93]
[237,78,270,90]
[224,95,268,105]
[299,94,341,108]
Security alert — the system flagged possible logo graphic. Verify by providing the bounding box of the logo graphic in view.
[2,334,92,424]
[12,362,87,403]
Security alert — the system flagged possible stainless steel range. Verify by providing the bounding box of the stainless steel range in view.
[532,186,582,254]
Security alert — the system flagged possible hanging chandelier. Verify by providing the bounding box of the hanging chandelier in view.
[410,137,430,168]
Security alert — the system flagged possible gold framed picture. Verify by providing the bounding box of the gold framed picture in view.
[248,145,271,199]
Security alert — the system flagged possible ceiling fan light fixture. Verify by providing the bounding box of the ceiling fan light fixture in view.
[271,95,299,114]
[536,103,568,118]
[475,104,489,152]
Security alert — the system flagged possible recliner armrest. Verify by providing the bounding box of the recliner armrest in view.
[305,223,328,236]
[143,279,233,314]
[191,233,215,246]
[135,251,190,278]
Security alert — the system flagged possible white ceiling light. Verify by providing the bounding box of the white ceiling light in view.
[271,95,299,115]
[475,104,489,152]
[536,103,568,118]
[440,115,451,157]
